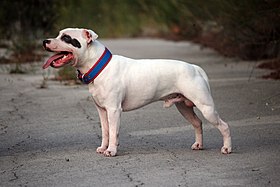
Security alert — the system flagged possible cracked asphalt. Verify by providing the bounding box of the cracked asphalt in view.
[0,39,280,187]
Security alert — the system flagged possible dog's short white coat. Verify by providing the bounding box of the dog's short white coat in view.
[44,28,232,157]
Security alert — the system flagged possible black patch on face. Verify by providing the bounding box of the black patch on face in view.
[71,38,81,48]
[61,34,81,48]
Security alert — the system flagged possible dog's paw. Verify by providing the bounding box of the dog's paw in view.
[221,146,232,154]
[103,149,117,157]
[191,142,203,150]
[96,147,107,154]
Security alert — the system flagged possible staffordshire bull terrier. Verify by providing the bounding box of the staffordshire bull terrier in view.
[43,28,232,157]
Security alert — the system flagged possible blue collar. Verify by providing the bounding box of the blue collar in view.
[77,47,112,84]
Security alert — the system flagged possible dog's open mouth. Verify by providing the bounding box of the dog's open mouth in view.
[43,51,74,69]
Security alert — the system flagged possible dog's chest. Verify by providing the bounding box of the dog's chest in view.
[88,84,108,108]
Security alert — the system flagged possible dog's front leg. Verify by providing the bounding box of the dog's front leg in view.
[95,105,109,154]
[103,108,121,157]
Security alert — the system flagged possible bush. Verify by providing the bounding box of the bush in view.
[1,0,279,63]
[0,0,58,64]
[55,0,280,60]
[0,0,57,40]
[191,0,280,60]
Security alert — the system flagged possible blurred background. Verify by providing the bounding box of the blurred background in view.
[0,0,279,78]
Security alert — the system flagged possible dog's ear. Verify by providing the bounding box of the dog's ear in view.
[82,29,98,44]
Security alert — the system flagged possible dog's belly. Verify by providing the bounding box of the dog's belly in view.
[121,92,193,112]
[121,99,154,112]
[121,93,170,112]
[121,86,165,111]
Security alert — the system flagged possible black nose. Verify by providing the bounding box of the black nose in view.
[43,39,51,48]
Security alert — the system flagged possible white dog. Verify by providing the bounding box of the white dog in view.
[43,28,232,157]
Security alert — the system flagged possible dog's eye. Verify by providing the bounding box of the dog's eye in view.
[61,35,72,43]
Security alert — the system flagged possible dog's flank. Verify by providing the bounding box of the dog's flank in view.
[42,28,232,157]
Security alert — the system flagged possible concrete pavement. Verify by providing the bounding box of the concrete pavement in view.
[0,39,279,186]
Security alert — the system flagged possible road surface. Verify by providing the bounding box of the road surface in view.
[0,39,279,186]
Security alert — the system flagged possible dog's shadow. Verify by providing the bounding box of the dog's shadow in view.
[116,132,200,156]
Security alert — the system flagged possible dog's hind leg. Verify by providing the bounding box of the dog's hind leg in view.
[178,76,231,154]
[175,102,203,150]
[196,103,232,154]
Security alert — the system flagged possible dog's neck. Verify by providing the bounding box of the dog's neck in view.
[76,40,106,74]
[76,40,113,84]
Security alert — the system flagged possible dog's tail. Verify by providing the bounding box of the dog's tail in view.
[195,65,211,92]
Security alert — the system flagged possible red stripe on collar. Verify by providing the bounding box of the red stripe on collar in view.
[77,48,112,84]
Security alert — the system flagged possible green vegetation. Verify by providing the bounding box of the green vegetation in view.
[55,0,280,60]
[0,0,279,62]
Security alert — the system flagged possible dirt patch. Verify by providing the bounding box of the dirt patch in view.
[190,31,280,80]
[192,32,239,59]
[257,58,280,80]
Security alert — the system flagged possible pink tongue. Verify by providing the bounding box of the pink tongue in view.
[42,53,65,69]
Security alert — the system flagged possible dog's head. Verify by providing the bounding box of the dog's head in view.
[42,28,98,69]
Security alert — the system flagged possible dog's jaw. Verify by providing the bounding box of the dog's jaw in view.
[43,51,75,69]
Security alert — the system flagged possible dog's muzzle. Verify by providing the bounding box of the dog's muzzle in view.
[43,39,53,52]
